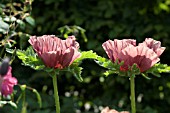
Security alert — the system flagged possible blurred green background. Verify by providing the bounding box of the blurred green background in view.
[1,0,170,113]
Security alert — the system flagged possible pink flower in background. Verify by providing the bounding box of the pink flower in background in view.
[29,35,81,69]
[102,38,165,72]
[0,66,17,96]
[101,107,129,113]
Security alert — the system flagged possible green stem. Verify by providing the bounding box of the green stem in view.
[130,75,136,113]
[52,74,60,113]
[0,47,5,58]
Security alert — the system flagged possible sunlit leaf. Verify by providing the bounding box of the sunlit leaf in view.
[75,50,98,62]
[7,46,45,70]
[146,63,170,77]
[95,56,121,70]
[159,3,169,12]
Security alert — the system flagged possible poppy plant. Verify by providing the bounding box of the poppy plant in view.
[29,35,81,113]
[0,66,17,96]
[102,38,165,72]
[29,35,81,69]
[102,38,165,113]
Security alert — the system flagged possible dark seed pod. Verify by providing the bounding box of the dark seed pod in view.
[0,57,10,76]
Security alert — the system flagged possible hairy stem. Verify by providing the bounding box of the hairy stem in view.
[130,75,136,113]
[52,75,60,113]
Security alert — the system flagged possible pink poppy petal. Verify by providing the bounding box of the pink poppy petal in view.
[139,38,166,56]
[103,39,136,62]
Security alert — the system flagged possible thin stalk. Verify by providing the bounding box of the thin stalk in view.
[52,75,60,113]
[130,75,136,113]
[21,90,27,113]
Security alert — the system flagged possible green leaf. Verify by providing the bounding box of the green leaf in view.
[141,73,151,80]
[7,46,45,70]
[75,50,98,62]
[67,64,83,82]
[159,3,169,12]
[17,19,26,30]
[0,19,9,33]
[145,63,170,77]
[95,56,141,77]
[0,101,17,109]
[95,56,121,70]
[95,56,125,76]
[25,16,35,26]
[103,70,115,76]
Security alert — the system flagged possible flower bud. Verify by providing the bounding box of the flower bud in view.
[0,57,10,76]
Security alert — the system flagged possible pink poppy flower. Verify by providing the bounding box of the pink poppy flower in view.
[101,107,129,113]
[29,35,81,69]
[0,66,17,96]
[102,38,165,72]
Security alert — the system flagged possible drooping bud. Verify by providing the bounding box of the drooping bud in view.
[0,57,10,76]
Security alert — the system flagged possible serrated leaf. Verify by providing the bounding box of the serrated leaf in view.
[145,63,170,77]
[95,56,121,70]
[95,56,142,77]
[67,64,83,82]
[75,50,98,62]
[16,46,45,70]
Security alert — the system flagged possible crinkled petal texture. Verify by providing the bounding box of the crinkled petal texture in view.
[102,39,136,62]
[29,35,81,69]
[0,66,17,96]
[139,38,165,57]
[101,107,129,113]
[118,45,160,72]
[103,38,165,72]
